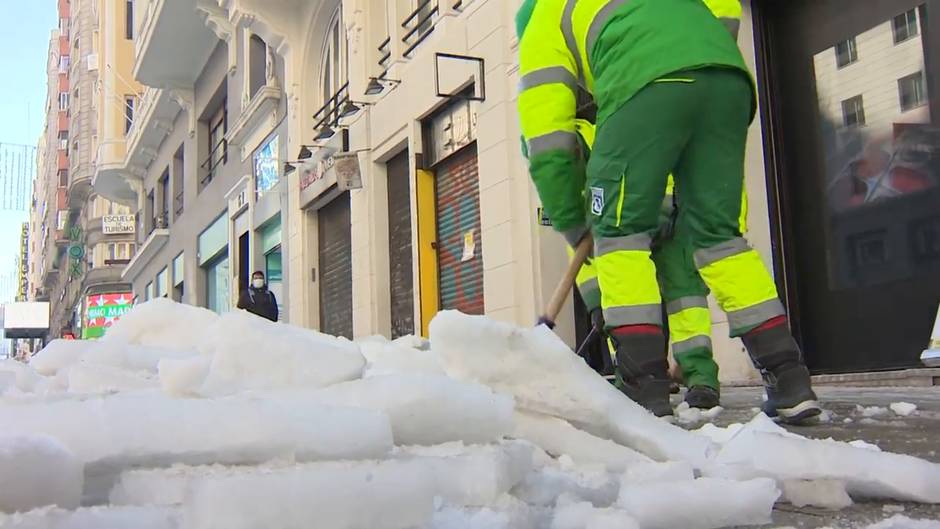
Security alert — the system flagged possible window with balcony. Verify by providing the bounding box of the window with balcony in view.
[898,71,927,112]
[402,0,438,57]
[124,95,136,135]
[841,95,865,128]
[58,131,68,150]
[125,0,134,40]
[315,8,348,131]
[201,101,227,190]
[159,171,170,228]
[59,55,70,72]
[59,92,69,111]
[893,8,918,44]
[58,170,68,187]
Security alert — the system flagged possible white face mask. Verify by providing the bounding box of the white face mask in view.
[252,278,265,289]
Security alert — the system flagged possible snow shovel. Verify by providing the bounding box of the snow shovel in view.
[537,234,594,330]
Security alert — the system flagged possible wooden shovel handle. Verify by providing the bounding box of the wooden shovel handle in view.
[541,234,594,326]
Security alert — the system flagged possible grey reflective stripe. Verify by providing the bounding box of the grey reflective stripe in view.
[694,237,751,269]
[666,296,708,315]
[727,298,785,333]
[579,277,600,295]
[672,335,713,356]
[562,224,589,248]
[519,67,578,92]
[604,304,663,327]
[720,17,741,40]
[595,233,652,257]
[561,0,584,85]
[586,0,629,60]
[527,131,578,157]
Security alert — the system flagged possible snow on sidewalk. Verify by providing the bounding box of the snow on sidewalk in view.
[1,301,939,529]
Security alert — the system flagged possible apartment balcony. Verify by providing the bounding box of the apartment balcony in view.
[133,0,219,89]
[92,139,137,208]
[94,88,181,206]
[122,227,169,282]
[68,167,93,208]
[57,112,69,135]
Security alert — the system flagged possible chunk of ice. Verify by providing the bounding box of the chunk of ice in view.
[0,361,42,393]
[550,502,639,529]
[157,357,210,397]
[856,405,890,418]
[315,374,513,446]
[513,465,620,508]
[889,402,917,417]
[0,506,179,529]
[0,435,83,513]
[431,497,535,529]
[183,459,437,529]
[102,299,217,351]
[65,365,157,394]
[28,341,92,376]
[708,416,940,503]
[358,338,445,378]
[617,477,779,529]
[863,515,940,529]
[429,312,714,466]
[196,311,365,396]
[781,479,853,510]
[622,461,695,485]
[513,412,651,472]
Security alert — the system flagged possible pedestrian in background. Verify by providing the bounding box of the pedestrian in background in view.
[237,270,278,322]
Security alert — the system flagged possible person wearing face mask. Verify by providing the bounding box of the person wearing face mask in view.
[237,271,279,322]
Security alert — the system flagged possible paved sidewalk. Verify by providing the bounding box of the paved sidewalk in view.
[688,386,940,528]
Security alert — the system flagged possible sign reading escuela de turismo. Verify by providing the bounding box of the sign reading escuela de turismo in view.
[102,214,136,235]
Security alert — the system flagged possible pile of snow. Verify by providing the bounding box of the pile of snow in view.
[3,301,940,528]
[0,435,83,513]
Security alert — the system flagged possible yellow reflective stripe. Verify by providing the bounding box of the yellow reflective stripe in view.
[596,249,661,311]
[704,0,742,19]
[575,119,596,149]
[604,304,663,327]
[668,306,712,345]
[738,187,748,234]
[673,335,713,356]
[519,84,577,141]
[616,172,626,227]
[697,249,779,313]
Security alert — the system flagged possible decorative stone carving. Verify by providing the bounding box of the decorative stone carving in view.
[168,88,196,137]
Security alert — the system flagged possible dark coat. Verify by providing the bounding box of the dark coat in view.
[237,286,278,322]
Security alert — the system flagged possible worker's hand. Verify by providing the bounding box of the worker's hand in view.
[589,308,605,332]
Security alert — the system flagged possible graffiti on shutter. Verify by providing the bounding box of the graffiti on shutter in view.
[318,192,353,339]
[435,144,483,315]
[387,149,415,338]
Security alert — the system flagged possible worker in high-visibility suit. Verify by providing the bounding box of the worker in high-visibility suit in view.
[517,0,821,423]
[570,119,722,410]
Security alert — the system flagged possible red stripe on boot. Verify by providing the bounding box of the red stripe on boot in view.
[748,315,787,335]
[611,324,662,337]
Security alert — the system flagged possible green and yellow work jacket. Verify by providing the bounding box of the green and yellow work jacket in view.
[517,0,750,245]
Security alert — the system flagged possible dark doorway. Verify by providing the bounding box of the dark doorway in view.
[756,0,940,372]
[387,149,415,338]
[238,232,250,295]
[318,192,354,339]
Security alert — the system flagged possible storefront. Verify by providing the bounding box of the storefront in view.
[756,0,940,373]
[199,213,230,315]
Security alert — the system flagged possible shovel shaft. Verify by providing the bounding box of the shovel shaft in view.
[539,234,593,327]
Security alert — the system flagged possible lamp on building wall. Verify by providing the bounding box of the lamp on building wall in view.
[339,100,372,120]
[314,126,336,141]
[364,76,402,96]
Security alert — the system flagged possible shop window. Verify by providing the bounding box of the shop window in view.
[835,38,857,68]
[841,95,866,128]
[893,8,918,44]
[898,71,927,112]
[205,255,230,314]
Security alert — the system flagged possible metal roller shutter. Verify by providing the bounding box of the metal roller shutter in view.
[435,144,484,314]
[318,192,353,338]
[387,149,415,338]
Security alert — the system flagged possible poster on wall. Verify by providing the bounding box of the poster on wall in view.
[83,292,133,339]
[254,135,280,199]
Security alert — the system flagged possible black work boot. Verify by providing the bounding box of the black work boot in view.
[742,321,821,425]
[612,330,674,419]
[685,385,721,410]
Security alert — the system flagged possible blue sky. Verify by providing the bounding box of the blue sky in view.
[0,0,56,302]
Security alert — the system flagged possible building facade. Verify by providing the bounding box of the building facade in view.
[86,0,939,382]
